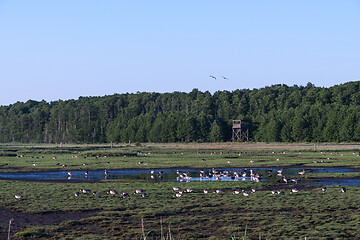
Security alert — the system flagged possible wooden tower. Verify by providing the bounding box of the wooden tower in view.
[232,120,249,142]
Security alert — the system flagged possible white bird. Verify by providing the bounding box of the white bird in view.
[109,190,117,195]
[243,192,249,197]
[173,187,180,191]
[215,189,223,193]
[175,193,182,198]
[203,189,209,194]
[291,188,299,193]
[134,189,144,194]
[322,187,327,193]
[233,190,240,195]
[15,195,22,199]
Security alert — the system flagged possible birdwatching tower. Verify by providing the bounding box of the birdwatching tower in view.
[232,120,249,142]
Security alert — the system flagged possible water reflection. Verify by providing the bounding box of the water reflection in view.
[0,167,359,186]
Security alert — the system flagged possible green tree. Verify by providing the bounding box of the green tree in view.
[209,121,223,142]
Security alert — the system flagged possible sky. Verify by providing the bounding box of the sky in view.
[0,1,359,106]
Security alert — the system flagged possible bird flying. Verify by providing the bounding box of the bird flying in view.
[210,75,216,79]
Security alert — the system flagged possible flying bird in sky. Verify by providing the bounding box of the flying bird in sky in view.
[209,75,216,80]
[222,76,229,80]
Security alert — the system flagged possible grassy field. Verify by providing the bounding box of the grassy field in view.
[0,142,360,239]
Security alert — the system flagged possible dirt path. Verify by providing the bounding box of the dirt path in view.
[0,208,96,239]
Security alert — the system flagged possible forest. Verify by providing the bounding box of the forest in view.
[1,81,360,144]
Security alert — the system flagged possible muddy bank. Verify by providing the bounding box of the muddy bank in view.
[0,208,96,239]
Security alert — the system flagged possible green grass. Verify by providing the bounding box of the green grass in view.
[1,142,360,173]
[1,179,359,239]
[0,143,359,239]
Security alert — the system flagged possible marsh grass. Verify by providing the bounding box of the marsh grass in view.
[1,143,360,172]
[231,226,247,240]
[1,143,359,239]
[3,178,359,239]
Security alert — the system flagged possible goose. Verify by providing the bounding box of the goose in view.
[233,190,240,195]
[93,192,100,197]
[122,192,129,198]
[214,189,223,194]
[109,190,117,195]
[291,178,299,184]
[141,192,148,198]
[15,195,22,199]
[173,187,180,191]
[251,188,256,193]
[298,169,305,175]
[75,192,80,197]
[186,188,193,193]
[175,193,182,198]
[243,192,249,197]
[81,189,90,194]
[341,187,346,193]
[322,187,327,193]
[134,189,144,194]
[291,188,299,193]
[203,189,209,194]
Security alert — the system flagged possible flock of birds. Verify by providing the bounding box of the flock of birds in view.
[72,188,148,198]
[13,150,355,200]
[66,167,347,200]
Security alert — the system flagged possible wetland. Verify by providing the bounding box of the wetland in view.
[0,143,360,239]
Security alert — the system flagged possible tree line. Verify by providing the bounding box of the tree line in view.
[1,81,360,143]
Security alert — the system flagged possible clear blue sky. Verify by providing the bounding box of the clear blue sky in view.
[0,1,359,106]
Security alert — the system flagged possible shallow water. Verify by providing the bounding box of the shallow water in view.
[0,167,359,186]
